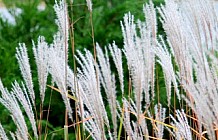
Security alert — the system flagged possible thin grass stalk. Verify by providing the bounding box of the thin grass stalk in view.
[87,2,105,138]
[68,2,83,140]
[75,106,81,140]
[44,86,54,140]
[118,105,124,140]
[128,77,132,139]
[169,108,172,140]
[89,13,102,135]
[155,67,160,138]
[64,125,68,140]
[90,12,96,63]
[38,103,43,140]
[63,0,69,139]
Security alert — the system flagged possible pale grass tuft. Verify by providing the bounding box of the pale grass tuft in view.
[9,132,16,140]
[154,104,166,139]
[86,0,92,11]
[96,43,117,138]
[0,0,218,140]
[159,0,218,139]
[32,36,49,104]
[16,43,35,106]
[154,36,180,106]
[108,42,124,94]
[48,44,73,120]
[49,0,72,120]
[0,79,28,140]
[11,81,38,139]
[54,0,69,39]
[75,49,112,139]
[170,110,192,140]
[0,123,8,140]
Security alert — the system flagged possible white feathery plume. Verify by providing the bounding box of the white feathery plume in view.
[154,104,166,139]
[137,19,155,105]
[66,66,84,119]
[86,0,92,11]
[158,0,194,84]
[16,43,35,106]
[170,110,192,140]
[49,0,72,119]
[108,42,124,94]
[54,0,69,40]
[33,36,49,104]
[121,1,157,112]
[119,98,135,139]
[82,111,102,140]
[159,0,218,139]
[11,81,38,139]
[76,50,109,139]
[121,10,156,117]
[121,12,145,116]
[143,1,157,100]
[120,98,148,140]
[129,99,149,139]
[120,3,157,138]
[154,36,180,106]
[96,43,117,138]
[179,0,218,51]
[143,1,157,40]
[209,55,218,120]
[48,43,73,120]
[10,132,16,140]
[0,123,8,140]
[181,55,218,140]
[15,131,23,140]
[53,0,69,78]
[75,49,111,140]
[0,79,28,140]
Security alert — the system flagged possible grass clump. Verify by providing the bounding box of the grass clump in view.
[0,0,218,140]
